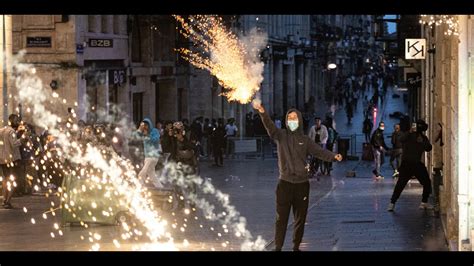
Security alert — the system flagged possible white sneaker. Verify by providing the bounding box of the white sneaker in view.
[392,170,399,177]
[375,175,384,181]
[387,203,395,212]
[419,202,433,210]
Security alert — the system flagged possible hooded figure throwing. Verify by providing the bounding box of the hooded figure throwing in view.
[387,119,433,212]
[133,118,163,188]
[252,101,343,251]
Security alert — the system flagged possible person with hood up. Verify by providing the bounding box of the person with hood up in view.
[252,101,343,251]
[387,119,433,212]
[133,118,163,188]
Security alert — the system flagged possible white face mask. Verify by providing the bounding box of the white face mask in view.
[288,120,299,131]
[380,127,385,131]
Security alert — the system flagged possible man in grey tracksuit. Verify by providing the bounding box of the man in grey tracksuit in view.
[253,101,342,251]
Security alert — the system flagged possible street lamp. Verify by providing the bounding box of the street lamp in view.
[327,63,337,70]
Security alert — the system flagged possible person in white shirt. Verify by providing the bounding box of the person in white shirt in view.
[308,117,328,176]
[225,120,238,137]
[308,117,328,146]
[225,119,238,157]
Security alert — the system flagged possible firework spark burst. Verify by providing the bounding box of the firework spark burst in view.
[10,49,267,251]
[174,15,267,104]
[12,50,172,250]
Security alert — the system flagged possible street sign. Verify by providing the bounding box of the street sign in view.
[273,46,287,60]
[405,39,426,59]
[76,43,84,54]
[109,69,126,85]
[406,72,421,90]
[26,37,52,47]
[304,51,314,59]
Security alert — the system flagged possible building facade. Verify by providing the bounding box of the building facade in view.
[419,15,474,251]
[10,15,129,125]
[8,15,378,131]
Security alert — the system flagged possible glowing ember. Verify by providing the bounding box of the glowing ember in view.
[93,233,101,240]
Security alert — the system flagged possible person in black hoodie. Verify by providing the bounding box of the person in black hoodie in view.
[160,121,174,155]
[390,124,403,178]
[370,121,389,180]
[252,101,342,251]
[211,119,226,167]
[362,116,373,143]
[387,119,433,212]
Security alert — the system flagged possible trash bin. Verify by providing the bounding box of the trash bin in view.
[60,172,130,226]
[337,138,350,160]
[362,142,374,161]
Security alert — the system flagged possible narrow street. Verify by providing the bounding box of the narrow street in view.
[0,84,447,251]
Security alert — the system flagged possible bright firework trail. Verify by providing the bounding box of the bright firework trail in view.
[174,15,266,104]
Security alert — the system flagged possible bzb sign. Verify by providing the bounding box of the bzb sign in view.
[89,39,113,48]
[405,39,426,59]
